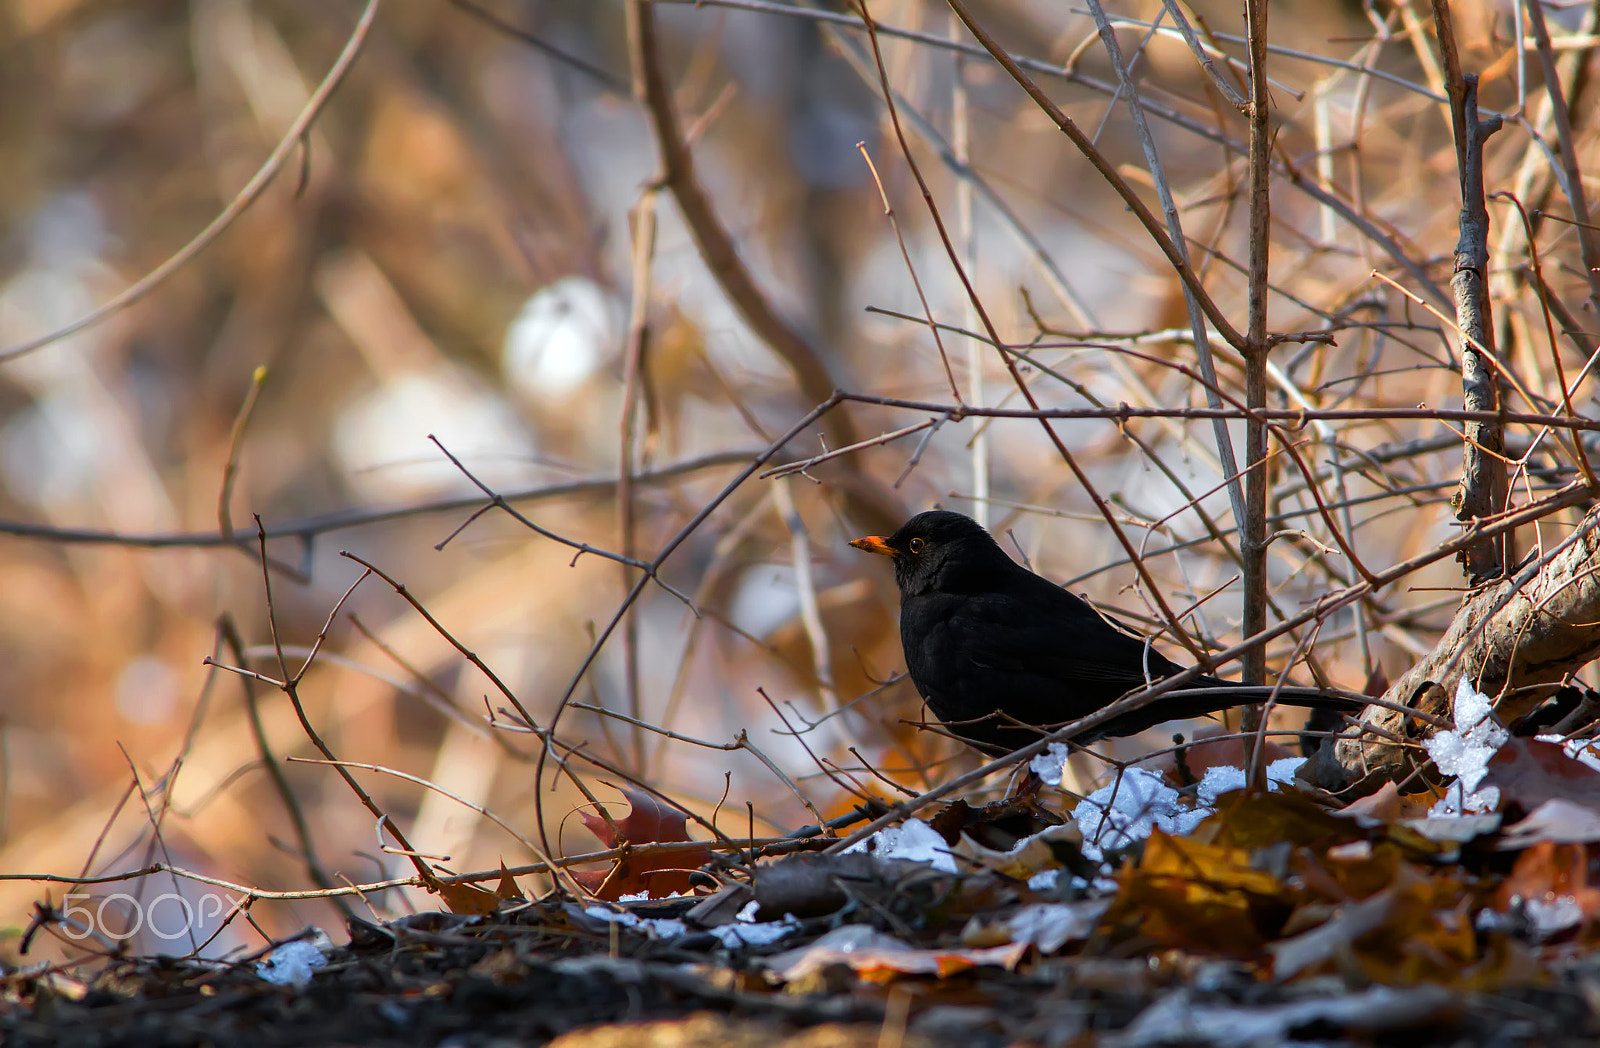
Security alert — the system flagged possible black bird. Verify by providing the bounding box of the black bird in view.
[850,510,1364,755]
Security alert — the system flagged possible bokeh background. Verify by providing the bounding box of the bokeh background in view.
[1,0,1595,957]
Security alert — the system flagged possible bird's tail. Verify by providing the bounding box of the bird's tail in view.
[1094,678,1366,740]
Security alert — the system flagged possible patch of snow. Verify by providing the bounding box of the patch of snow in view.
[708,915,799,949]
[583,905,688,939]
[1027,869,1061,891]
[255,939,329,989]
[1030,742,1074,786]
[1072,768,1208,862]
[841,817,957,872]
[1426,677,1508,816]
[1195,756,1305,807]
[1525,895,1586,938]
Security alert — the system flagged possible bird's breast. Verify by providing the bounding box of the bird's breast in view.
[899,594,992,695]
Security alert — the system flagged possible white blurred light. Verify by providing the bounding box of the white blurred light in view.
[331,365,537,501]
[29,191,110,269]
[0,195,180,531]
[115,655,180,725]
[728,566,802,640]
[0,391,107,510]
[502,276,619,399]
[0,247,110,392]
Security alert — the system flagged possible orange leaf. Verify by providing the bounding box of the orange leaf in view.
[438,880,501,915]
[496,862,523,901]
[1494,840,1600,923]
[1201,789,1360,851]
[1103,830,1299,952]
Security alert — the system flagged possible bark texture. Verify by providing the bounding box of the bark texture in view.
[1309,508,1600,791]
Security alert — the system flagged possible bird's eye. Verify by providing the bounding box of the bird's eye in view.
[908,537,925,554]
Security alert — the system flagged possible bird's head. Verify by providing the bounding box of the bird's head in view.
[850,510,1014,597]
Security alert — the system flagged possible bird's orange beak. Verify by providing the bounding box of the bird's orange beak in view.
[849,535,896,557]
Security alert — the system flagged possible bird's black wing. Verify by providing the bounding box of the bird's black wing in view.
[900,570,1361,753]
[904,584,1186,734]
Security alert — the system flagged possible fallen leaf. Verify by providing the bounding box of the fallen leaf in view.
[1396,814,1502,848]
[496,862,523,901]
[1493,840,1600,938]
[1291,857,1508,987]
[1200,789,1361,851]
[1103,830,1299,952]
[748,852,948,920]
[571,783,712,900]
[439,880,503,916]
[927,795,1064,854]
[1336,782,1440,824]
[1498,799,1600,848]
[1271,883,1402,978]
[953,822,1087,881]
[761,924,1026,982]
[1118,985,1457,1047]
[1338,781,1405,821]
[1004,899,1112,953]
[1482,737,1600,815]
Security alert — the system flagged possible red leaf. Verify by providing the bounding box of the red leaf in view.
[573,782,711,901]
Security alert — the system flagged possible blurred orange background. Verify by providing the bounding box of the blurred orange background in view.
[0,0,1584,958]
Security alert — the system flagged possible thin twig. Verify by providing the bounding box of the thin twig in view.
[0,0,383,364]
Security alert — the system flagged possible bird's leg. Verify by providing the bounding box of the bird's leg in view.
[1170,732,1196,788]
[1005,764,1045,803]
